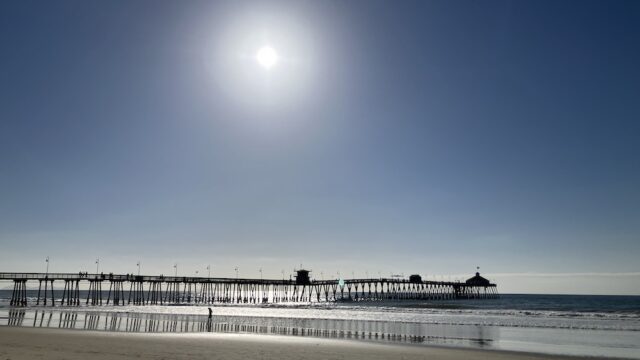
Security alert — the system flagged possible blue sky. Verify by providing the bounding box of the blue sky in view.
[1,0,639,294]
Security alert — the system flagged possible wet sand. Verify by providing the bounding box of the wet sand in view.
[0,327,593,360]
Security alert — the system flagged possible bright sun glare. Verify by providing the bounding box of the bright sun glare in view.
[256,46,278,69]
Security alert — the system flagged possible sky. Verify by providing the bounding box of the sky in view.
[1,0,639,295]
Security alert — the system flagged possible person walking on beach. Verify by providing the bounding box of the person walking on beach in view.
[206,307,213,332]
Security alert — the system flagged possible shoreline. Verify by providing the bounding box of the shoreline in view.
[2,307,640,359]
[0,327,602,360]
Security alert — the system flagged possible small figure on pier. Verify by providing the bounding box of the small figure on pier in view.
[208,307,212,319]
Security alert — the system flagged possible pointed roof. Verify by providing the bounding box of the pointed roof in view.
[465,272,491,286]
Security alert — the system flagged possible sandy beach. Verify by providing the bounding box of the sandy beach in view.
[0,327,593,360]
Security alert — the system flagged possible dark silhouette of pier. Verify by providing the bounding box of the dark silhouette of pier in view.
[1,270,498,307]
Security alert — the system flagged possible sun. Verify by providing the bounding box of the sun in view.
[256,46,278,69]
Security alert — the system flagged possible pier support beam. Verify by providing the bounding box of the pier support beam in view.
[9,279,27,306]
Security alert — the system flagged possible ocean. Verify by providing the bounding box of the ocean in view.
[1,292,639,358]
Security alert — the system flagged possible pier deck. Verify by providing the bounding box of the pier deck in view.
[0,272,498,306]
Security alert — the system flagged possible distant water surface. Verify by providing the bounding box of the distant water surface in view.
[1,292,639,359]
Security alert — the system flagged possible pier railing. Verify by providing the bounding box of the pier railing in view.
[0,272,498,307]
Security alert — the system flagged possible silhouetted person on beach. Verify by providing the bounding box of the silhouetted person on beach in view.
[206,307,213,332]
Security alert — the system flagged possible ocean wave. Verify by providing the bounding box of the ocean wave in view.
[2,294,640,332]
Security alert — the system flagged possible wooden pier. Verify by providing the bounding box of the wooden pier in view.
[1,271,498,307]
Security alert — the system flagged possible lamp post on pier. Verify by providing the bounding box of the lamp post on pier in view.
[95,258,100,274]
[173,263,178,277]
[137,261,141,276]
[45,256,49,275]
[207,265,211,278]
[235,267,238,279]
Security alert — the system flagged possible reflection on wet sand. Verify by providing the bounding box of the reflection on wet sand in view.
[4,309,496,348]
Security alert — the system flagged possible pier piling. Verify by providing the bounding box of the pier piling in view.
[2,271,498,307]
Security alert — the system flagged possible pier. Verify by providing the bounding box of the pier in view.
[1,271,498,307]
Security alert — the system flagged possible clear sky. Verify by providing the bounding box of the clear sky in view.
[1,0,639,294]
